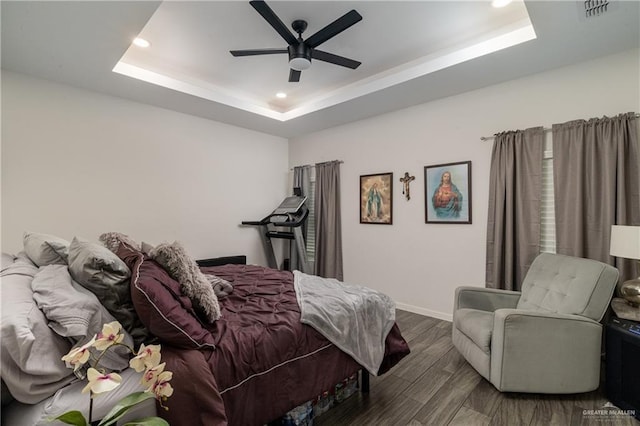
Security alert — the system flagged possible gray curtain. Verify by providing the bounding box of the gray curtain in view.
[486,127,545,290]
[314,160,343,280]
[293,165,312,197]
[293,165,312,243]
[553,112,640,284]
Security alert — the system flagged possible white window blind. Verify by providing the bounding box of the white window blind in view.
[540,135,557,253]
[306,169,316,261]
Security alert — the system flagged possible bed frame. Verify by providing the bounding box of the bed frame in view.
[196,255,247,267]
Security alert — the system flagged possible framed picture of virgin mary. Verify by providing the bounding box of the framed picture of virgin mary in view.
[425,161,471,224]
[360,172,393,224]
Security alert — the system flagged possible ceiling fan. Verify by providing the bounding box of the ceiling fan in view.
[230,0,362,82]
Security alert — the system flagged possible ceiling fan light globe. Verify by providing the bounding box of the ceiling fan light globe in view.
[289,57,311,71]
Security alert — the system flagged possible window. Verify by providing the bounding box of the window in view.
[306,169,316,262]
[540,135,557,253]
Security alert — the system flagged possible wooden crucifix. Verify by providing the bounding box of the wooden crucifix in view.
[400,172,415,201]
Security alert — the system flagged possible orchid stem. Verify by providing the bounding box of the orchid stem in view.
[92,342,135,371]
[89,392,94,424]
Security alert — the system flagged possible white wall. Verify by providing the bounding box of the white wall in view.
[1,71,289,264]
[3,49,638,319]
[289,49,640,320]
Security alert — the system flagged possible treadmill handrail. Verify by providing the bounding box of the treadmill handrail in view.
[241,220,267,226]
[242,205,308,228]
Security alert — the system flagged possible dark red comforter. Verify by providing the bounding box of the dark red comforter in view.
[131,260,409,426]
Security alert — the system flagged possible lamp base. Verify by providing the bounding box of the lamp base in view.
[620,278,640,306]
[611,297,640,322]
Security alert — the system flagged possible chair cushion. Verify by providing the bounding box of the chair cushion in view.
[517,253,618,321]
[454,308,494,353]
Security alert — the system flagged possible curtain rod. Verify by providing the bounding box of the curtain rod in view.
[480,127,550,141]
[290,160,343,170]
[480,113,640,141]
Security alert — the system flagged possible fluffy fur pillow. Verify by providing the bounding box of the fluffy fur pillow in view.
[150,241,221,323]
[99,232,141,253]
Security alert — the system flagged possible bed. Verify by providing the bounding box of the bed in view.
[1,232,410,425]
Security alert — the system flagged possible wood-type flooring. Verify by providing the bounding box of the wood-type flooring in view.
[315,310,640,426]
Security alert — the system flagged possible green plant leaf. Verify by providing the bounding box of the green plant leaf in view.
[53,410,88,426]
[123,417,170,426]
[97,392,155,426]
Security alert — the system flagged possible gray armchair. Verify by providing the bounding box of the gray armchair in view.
[452,253,618,393]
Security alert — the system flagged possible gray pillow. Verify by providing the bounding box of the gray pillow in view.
[68,237,130,287]
[141,241,155,256]
[150,241,221,323]
[1,252,16,273]
[31,264,132,372]
[68,238,137,335]
[1,256,74,404]
[23,232,70,266]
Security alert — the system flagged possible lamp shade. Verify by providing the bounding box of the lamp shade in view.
[610,225,640,260]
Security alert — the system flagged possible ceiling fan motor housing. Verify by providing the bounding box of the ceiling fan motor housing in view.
[288,43,312,70]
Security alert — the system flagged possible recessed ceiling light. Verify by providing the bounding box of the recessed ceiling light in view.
[133,37,151,48]
[276,92,287,99]
[492,0,513,8]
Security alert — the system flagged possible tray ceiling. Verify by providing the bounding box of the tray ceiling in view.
[2,1,639,137]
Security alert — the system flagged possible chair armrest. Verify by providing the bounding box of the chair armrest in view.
[490,309,603,393]
[494,308,600,324]
[454,286,521,312]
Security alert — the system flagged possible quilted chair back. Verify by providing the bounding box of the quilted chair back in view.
[516,253,618,321]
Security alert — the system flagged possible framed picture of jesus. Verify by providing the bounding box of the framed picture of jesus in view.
[360,172,393,225]
[425,161,471,224]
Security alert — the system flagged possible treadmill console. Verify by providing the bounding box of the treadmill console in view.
[273,196,307,215]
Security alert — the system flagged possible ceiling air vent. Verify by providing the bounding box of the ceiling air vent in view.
[583,0,610,18]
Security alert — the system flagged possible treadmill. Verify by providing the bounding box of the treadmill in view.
[241,195,310,274]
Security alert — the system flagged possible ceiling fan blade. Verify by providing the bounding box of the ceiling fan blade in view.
[289,69,301,82]
[250,1,298,46]
[230,48,288,57]
[311,50,361,69]
[305,9,362,48]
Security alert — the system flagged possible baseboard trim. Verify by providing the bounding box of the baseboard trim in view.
[395,302,452,322]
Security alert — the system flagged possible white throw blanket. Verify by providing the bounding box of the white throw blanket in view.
[293,271,396,376]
